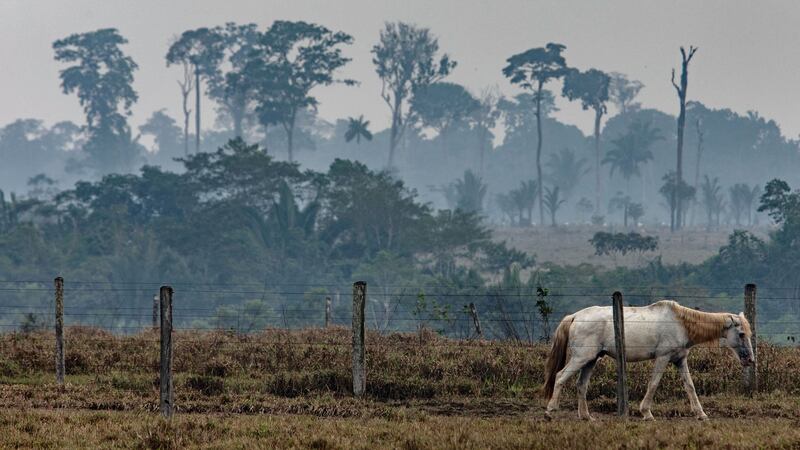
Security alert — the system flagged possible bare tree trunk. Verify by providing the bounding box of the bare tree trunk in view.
[478,126,487,178]
[387,96,403,169]
[286,124,294,162]
[178,62,193,157]
[594,108,603,216]
[194,67,201,154]
[671,46,698,232]
[232,98,244,140]
[625,178,631,228]
[535,81,544,227]
[388,125,398,169]
[183,108,191,156]
[690,118,704,226]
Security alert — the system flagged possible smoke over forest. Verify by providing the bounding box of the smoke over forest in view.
[1,4,800,341]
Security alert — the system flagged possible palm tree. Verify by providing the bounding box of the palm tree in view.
[500,180,538,226]
[495,193,517,225]
[660,171,696,228]
[509,189,527,226]
[344,115,373,144]
[628,202,645,225]
[452,170,487,213]
[608,192,644,228]
[545,147,588,201]
[575,197,593,223]
[518,180,538,226]
[602,120,663,197]
[543,186,565,226]
[700,175,725,231]
[608,191,631,227]
[729,183,762,227]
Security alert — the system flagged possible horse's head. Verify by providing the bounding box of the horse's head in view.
[723,312,754,366]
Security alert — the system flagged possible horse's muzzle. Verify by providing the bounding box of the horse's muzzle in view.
[740,356,755,367]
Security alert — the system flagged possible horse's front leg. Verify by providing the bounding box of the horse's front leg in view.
[639,356,669,420]
[577,358,598,421]
[677,356,707,420]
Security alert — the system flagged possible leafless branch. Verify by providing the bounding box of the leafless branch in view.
[671,68,680,93]
[687,46,698,63]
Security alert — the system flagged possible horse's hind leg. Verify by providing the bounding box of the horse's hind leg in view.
[577,358,598,421]
[546,352,595,416]
[677,357,708,420]
[639,356,669,420]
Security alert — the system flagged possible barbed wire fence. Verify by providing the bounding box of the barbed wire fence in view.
[0,278,797,417]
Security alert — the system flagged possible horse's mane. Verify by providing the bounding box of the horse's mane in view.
[662,300,746,344]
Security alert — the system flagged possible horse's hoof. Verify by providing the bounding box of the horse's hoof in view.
[697,414,709,421]
[641,413,655,421]
[580,415,595,422]
[544,410,554,421]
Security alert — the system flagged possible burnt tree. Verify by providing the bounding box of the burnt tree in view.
[670,45,698,231]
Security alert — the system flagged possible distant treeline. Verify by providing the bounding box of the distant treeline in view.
[0,22,796,228]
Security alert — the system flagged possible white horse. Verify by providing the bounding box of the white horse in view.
[543,300,754,420]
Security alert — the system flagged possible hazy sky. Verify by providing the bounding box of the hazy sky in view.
[2,0,799,139]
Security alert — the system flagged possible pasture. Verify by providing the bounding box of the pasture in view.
[2,327,800,448]
[493,226,766,269]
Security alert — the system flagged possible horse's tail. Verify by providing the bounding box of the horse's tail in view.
[542,314,574,400]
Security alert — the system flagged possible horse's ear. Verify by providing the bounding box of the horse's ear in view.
[724,315,734,328]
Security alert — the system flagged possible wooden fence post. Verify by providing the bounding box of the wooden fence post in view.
[54,277,65,387]
[325,296,332,328]
[352,281,366,397]
[468,302,482,338]
[152,294,159,329]
[612,291,628,417]
[744,283,757,395]
[159,286,174,418]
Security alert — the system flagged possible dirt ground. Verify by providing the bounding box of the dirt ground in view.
[5,396,800,449]
[493,225,769,269]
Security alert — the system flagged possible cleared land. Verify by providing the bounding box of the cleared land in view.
[0,328,799,448]
[493,226,770,269]
[6,407,800,448]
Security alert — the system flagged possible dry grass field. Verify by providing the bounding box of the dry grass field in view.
[493,226,770,269]
[7,407,800,449]
[1,328,800,448]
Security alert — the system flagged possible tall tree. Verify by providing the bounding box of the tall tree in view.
[562,68,611,214]
[166,27,224,154]
[246,21,354,162]
[372,22,456,169]
[139,110,183,167]
[502,43,568,226]
[410,82,479,154]
[207,23,260,140]
[608,72,644,114]
[473,87,501,177]
[53,28,140,173]
[670,45,698,231]
[176,61,194,156]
